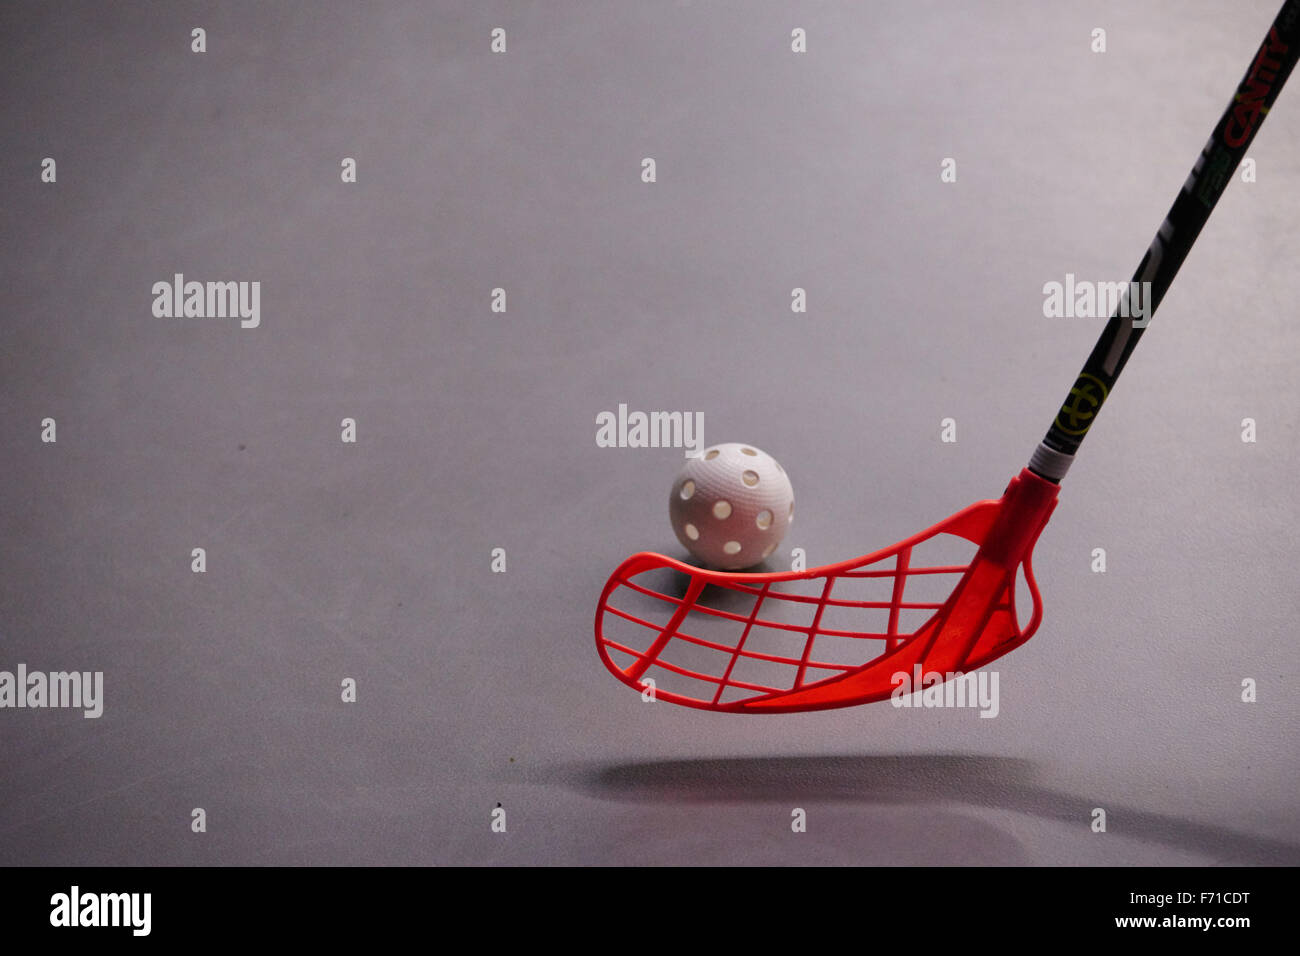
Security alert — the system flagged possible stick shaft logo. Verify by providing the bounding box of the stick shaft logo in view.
[1055,373,1109,436]
[1224,27,1290,147]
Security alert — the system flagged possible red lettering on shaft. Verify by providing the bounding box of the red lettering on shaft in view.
[1225,27,1289,147]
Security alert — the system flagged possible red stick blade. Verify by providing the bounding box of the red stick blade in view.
[594,469,1059,713]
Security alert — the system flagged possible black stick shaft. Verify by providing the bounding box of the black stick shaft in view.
[1030,0,1300,482]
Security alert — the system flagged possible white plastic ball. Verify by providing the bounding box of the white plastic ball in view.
[669,443,795,570]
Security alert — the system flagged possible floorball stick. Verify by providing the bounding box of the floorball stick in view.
[595,1,1300,713]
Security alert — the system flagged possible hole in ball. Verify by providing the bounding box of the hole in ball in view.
[712,500,732,520]
[680,480,695,500]
[742,470,759,487]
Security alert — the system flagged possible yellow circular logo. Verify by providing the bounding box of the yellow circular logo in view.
[1055,373,1109,436]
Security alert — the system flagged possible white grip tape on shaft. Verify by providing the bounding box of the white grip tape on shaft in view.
[1029,443,1075,482]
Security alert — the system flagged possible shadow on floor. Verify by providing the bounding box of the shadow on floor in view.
[548,754,1298,864]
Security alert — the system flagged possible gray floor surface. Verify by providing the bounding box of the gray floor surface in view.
[2,0,1297,865]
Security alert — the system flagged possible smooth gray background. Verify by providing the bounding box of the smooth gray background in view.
[2,0,1296,865]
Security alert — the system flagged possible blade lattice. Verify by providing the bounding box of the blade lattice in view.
[597,505,1012,710]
